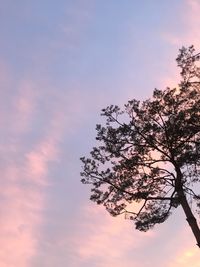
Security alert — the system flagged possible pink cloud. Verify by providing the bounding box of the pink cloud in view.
[0,140,62,266]
[167,226,200,267]
[0,79,67,266]
[185,0,200,49]
[169,246,199,267]
[0,79,38,136]
[25,137,59,185]
[69,203,155,267]
[0,166,43,267]
[163,0,200,50]
[13,81,38,133]
[160,0,200,93]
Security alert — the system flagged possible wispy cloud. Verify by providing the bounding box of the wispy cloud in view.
[68,203,155,267]
[0,75,66,266]
[13,81,38,134]
[2,1,200,266]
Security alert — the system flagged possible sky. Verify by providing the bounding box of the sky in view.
[1,0,200,266]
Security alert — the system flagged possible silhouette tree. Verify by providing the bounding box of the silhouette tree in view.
[80,46,200,247]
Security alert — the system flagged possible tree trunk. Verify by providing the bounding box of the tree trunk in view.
[179,192,200,247]
[175,167,200,247]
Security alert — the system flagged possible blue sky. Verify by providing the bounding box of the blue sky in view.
[1,1,200,266]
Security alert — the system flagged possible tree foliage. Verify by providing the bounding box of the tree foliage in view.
[80,46,200,246]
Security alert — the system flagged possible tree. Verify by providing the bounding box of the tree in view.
[80,46,200,247]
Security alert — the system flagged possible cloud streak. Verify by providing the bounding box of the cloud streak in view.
[68,204,155,267]
[0,76,66,266]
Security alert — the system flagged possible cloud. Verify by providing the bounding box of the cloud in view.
[169,246,200,267]
[13,80,38,134]
[0,189,38,266]
[0,76,67,266]
[184,0,200,49]
[159,0,200,91]
[68,203,155,267]
[25,136,59,185]
[163,0,200,50]
[0,163,44,267]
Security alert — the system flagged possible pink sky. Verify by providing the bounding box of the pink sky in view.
[0,0,200,266]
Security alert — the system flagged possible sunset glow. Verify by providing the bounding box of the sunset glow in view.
[1,1,200,266]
